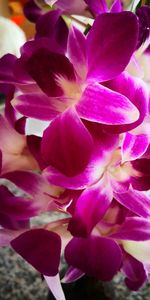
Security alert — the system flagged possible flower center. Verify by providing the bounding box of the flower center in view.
[55,74,82,108]
[107,149,132,182]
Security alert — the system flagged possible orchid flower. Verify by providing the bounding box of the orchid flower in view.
[9,12,140,127]
[45,0,122,16]
[3,198,150,299]
[64,200,150,291]
[42,108,150,237]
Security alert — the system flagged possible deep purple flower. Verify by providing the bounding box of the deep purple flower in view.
[65,235,123,281]
[0,185,37,230]
[136,5,150,49]
[24,0,43,23]
[11,228,61,276]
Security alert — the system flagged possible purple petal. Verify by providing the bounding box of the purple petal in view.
[11,229,61,276]
[3,84,16,126]
[27,135,46,170]
[0,54,17,84]
[122,133,149,162]
[41,108,93,176]
[15,117,26,135]
[131,158,150,191]
[87,12,138,81]
[23,0,43,23]
[114,189,150,218]
[1,170,59,211]
[136,5,150,49]
[13,93,60,120]
[44,274,66,300]
[0,186,38,220]
[123,252,148,291]
[131,175,150,192]
[132,158,150,175]
[0,149,2,174]
[84,0,108,14]
[62,266,84,283]
[83,120,119,150]
[65,236,122,281]
[46,0,87,14]
[77,83,139,124]
[110,217,150,241]
[36,10,68,53]
[68,177,113,237]
[67,26,87,79]
[0,213,29,230]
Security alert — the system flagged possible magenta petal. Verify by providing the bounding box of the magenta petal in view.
[13,93,60,120]
[103,73,149,133]
[123,253,147,291]
[67,26,87,79]
[122,133,149,162]
[114,189,150,218]
[41,108,93,176]
[68,178,113,237]
[110,177,130,193]
[2,171,48,196]
[65,236,122,281]
[110,0,122,12]
[44,163,98,189]
[110,217,150,241]
[0,149,2,174]
[0,186,37,220]
[11,229,61,276]
[87,12,138,81]
[77,83,139,124]
[0,54,17,84]
[1,171,56,211]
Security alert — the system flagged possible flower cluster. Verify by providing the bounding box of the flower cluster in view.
[0,0,150,299]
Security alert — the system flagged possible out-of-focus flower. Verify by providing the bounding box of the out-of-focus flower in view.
[136,5,150,50]
[0,17,26,58]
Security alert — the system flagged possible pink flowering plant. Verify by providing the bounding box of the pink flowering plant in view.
[1,0,150,298]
